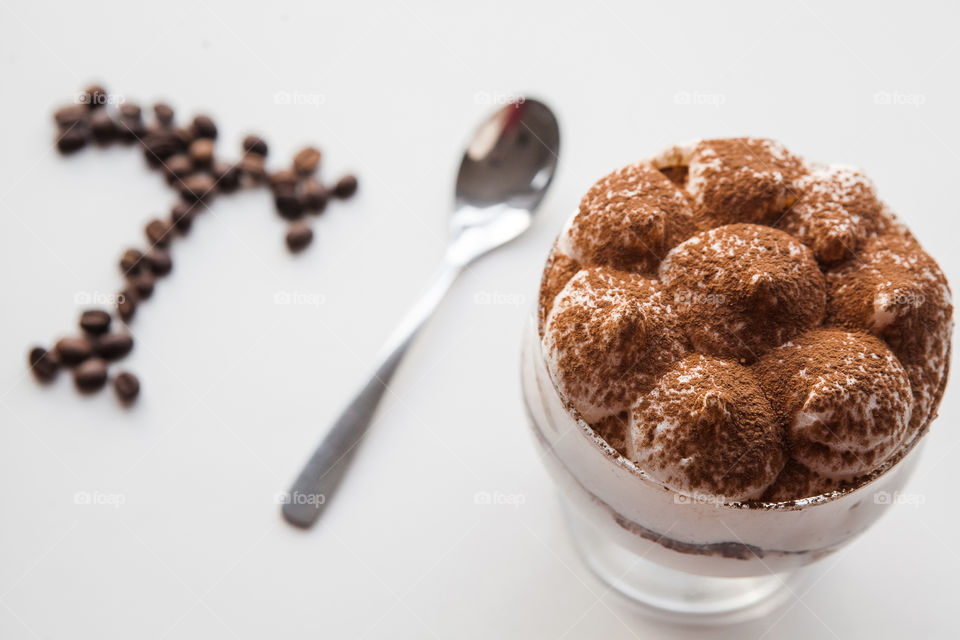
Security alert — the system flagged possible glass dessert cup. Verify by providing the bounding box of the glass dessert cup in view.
[520,317,929,623]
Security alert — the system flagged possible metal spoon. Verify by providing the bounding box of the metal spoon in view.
[282,98,560,529]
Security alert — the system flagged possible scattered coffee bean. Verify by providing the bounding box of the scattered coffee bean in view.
[119,103,142,120]
[90,110,117,144]
[83,85,108,109]
[120,248,144,275]
[132,272,155,299]
[95,333,134,360]
[145,218,174,247]
[189,138,214,168]
[153,102,175,126]
[117,289,137,321]
[270,169,298,193]
[286,221,313,252]
[275,187,303,219]
[174,126,194,148]
[142,130,180,166]
[238,153,266,185]
[164,154,193,185]
[117,103,145,142]
[211,161,240,193]
[54,104,89,127]
[293,146,321,175]
[170,201,197,233]
[113,371,140,404]
[333,175,358,198]
[79,310,112,335]
[28,346,60,382]
[74,358,108,392]
[144,248,172,276]
[192,114,217,139]
[242,134,268,156]
[55,336,93,367]
[180,173,217,202]
[300,179,328,213]
[57,128,87,154]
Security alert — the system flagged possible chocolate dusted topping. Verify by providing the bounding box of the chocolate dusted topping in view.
[659,224,826,362]
[758,328,912,480]
[543,267,689,422]
[536,242,580,337]
[687,138,805,226]
[627,355,786,501]
[592,412,629,456]
[761,459,838,503]
[565,162,698,273]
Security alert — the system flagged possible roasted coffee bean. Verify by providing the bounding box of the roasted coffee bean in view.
[119,248,144,275]
[117,289,137,321]
[145,218,174,247]
[144,248,172,276]
[300,179,328,213]
[79,310,112,335]
[89,110,117,144]
[164,154,193,185]
[55,336,93,366]
[83,85,108,109]
[170,201,197,233]
[275,187,303,219]
[28,346,59,382]
[211,161,240,193]
[270,169,298,192]
[54,104,89,127]
[74,358,108,392]
[113,371,140,404]
[191,114,217,139]
[57,128,87,154]
[153,102,174,126]
[293,146,321,175]
[238,153,266,185]
[188,138,214,168]
[332,174,358,198]
[180,173,217,202]
[142,130,180,166]
[118,103,142,120]
[285,221,313,252]
[95,333,134,360]
[118,104,145,142]
[242,134,268,156]
[131,272,155,299]
[173,126,194,148]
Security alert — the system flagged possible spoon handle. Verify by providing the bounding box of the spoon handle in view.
[282,263,461,529]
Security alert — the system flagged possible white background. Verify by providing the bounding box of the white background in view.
[1,1,958,638]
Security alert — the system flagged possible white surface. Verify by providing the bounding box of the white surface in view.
[1,1,958,638]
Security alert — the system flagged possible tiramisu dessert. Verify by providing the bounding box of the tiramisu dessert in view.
[522,138,951,583]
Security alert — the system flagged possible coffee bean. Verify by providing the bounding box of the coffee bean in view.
[164,154,193,185]
[117,289,137,321]
[113,371,140,404]
[55,336,93,366]
[174,126,194,148]
[153,102,175,126]
[300,179,328,213]
[79,310,112,335]
[211,161,240,193]
[293,147,322,175]
[275,187,303,219]
[144,248,172,276]
[270,169,298,193]
[95,333,134,360]
[57,128,87,154]
[145,218,174,247]
[90,110,117,144]
[83,85,108,109]
[332,175,358,198]
[54,104,89,127]
[117,103,145,142]
[191,114,217,139]
[120,248,144,275]
[238,153,266,185]
[242,134,268,156]
[286,221,313,252]
[170,201,197,233]
[189,138,214,168]
[28,346,59,382]
[132,272,155,299]
[119,103,141,120]
[74,358,108,392]
[180,173,217,202]
[142,130,180,166]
